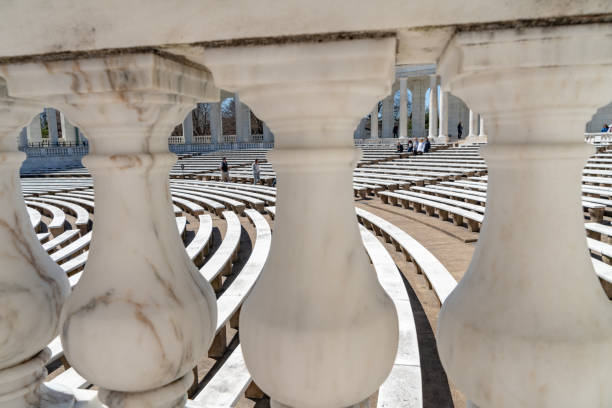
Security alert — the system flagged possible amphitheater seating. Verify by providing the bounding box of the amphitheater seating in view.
[186,214,213,267]
[42,229,80,253]
[27,207,41,231]
[28,196,90,233]
[199,211,242,291]
[359,225,422,408]
[24,200,65,235]
[355,207,457,305]
[379,190,483,232]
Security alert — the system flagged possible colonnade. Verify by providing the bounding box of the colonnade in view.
[0,22,610,408]
[180,94,275,145]
[20,108,83,147]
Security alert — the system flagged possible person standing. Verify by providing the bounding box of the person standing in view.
[457,121,463,139]
[220,157,230,182]
[424,138,431,153]
[252,159,261,185]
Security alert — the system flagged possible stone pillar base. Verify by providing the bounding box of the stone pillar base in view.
[0,348,75,408]
[98,371,193,408]
[271,398,369,408]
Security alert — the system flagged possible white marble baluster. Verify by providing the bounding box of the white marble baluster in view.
[428,75,438,140]
[478,115,487,143]
[2,53,219,408]
[467,109,478,141]
[370,105,379,139]
[399,78,408,142]
[204,38,399,408]
[0,80,72,407]
[437,90,449,144]
[437,24,612,407]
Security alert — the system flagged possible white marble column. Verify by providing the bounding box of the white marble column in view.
[428,75,439,140]
[370,105,379,139]
[18,127,27,148]
[26,114,42,145]
[411,79,426,139]
[182,111,193,145]
[399,78,408,141]
[209,102,222,144]
[467,109,478,141]
[60,112,77,144]
[478,115,487,143]
[263,122,274,143]
[3,53,219,408]
[205,38,399,408]
[235,93,251,143]
[44,107,59,146]
[0,80,72,407]
[381,93,394,139]
[437,23,612,408]
[438,90,449,144]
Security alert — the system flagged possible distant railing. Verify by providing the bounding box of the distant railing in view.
[26,140,88,148]
[168,136,184,144]
[194,135,211,144]
[169,142,274,154]
[585,132,612,143]
[20,145,89,157]
[252,134,264,143]
[354,138,399,146]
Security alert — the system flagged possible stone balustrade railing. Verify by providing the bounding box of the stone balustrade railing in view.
[585,132,612,143]
[0,20,611,408]
[168,135,185,144]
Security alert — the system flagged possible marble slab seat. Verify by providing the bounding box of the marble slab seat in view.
[177,216,187,240]
[440,180,488,191]
[410,185,487,206]
[585,222,612,241]
[394,158,485,165]
[170,190,225,217]
[352,177,402,191]
[190,345,252,408]
[367,164,485,176]
[379,191,484,232]
[201,185,276,206]
[194,186,265,211]
[60,250,89,276]
[201,181,277,195]
[356,167,460,181]
[354,182,384,196]
[592,258,612,299]
[42,229,81,254]
[172,196,206,216]
[50,231,92,264]
[186,214,213,267]
[395,190,486,214]
[587,237,612,265]
[354,172,427,186]
[583,169,612,178]
[27,207,41,231]
[27,196,90,233]
[199,211,242,291]
[37,232,51,243]
[355,207,458,306]
[171,187,246,216]
[208,209,272,358]
[583,176,612,187]
[24,200,66,236]
[47,367,90,390]
[442,181,606,221]
[380,160,487,169]
[45,193,95,213]
[358,225,422,408]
